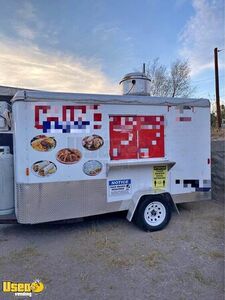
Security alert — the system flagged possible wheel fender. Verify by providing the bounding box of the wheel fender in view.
[126,191,179,222]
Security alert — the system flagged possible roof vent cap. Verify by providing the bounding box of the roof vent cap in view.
[119,64,151,96]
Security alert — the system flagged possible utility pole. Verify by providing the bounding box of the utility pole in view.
[214,47,222,128]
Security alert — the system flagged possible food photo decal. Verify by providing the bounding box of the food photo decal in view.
[83,160,102,176]
[82,135,104,151]
[56,148,82,164]
[31,135,56,152]
[32,161,57,177]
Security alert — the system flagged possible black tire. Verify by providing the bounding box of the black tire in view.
[133,196,171,231]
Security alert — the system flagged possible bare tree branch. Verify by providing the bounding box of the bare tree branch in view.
[146,58,195,97]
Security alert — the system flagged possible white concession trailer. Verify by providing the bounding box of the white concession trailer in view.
[0,72,211,231]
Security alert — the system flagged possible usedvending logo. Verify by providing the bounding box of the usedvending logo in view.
[2,279,44,297]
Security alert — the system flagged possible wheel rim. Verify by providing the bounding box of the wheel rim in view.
[144,201,166,226]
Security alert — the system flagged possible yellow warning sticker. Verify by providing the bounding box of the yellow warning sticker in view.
[153,165,167,189]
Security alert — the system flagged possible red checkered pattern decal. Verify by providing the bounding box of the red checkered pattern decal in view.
[110,115,164,160]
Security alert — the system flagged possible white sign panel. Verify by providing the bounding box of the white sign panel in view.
[108,179,132,196]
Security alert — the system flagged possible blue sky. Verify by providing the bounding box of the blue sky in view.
[0,0,224,101]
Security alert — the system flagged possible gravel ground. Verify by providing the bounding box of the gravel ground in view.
[0,198,224,300]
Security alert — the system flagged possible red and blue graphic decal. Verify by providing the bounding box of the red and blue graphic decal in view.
[35,105,102,133]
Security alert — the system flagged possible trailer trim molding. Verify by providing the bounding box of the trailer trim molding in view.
[172,191,211,203]
[11,90,210,108]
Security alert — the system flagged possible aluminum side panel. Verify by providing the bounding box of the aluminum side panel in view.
[16,180,123,224]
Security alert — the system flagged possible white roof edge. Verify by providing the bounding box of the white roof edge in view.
[11,90,210,107]
[0,85,36,96]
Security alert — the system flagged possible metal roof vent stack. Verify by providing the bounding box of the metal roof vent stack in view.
[119,63,151,96]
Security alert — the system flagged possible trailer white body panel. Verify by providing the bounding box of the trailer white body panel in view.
[4,91,211,224]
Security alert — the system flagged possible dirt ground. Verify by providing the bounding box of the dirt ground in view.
[0,198,224,300]
[211,128,225,140]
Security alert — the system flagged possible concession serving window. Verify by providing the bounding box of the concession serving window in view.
[109,115,165,160]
